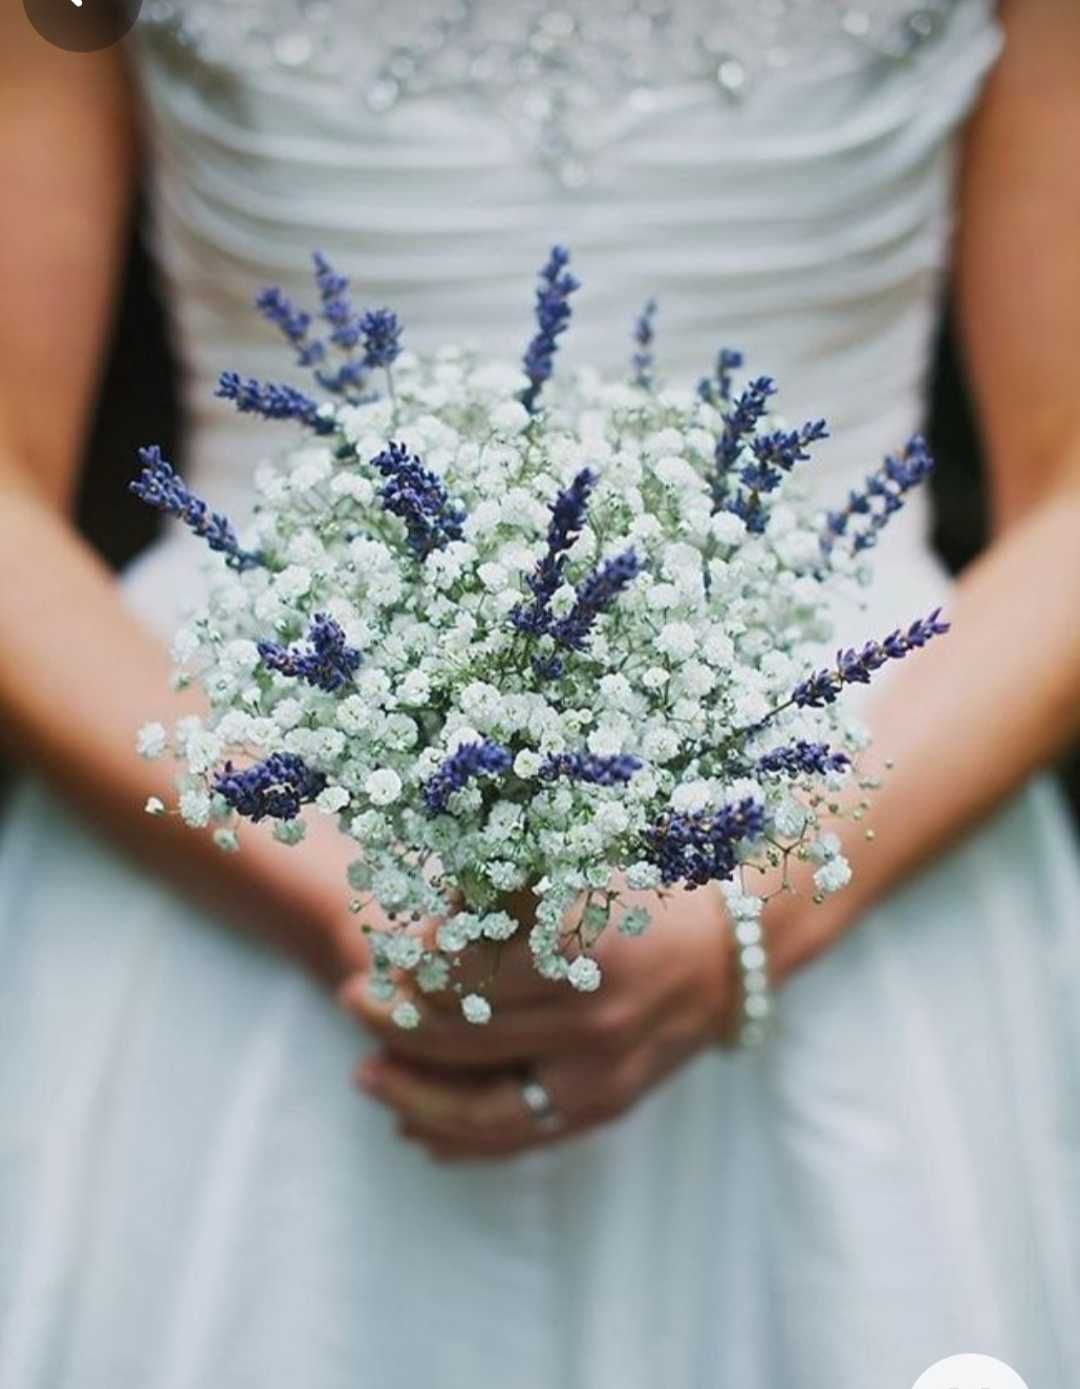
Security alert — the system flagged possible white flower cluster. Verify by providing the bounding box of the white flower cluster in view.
[142,348,874,1023]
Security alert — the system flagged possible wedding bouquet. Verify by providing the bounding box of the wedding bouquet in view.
[134,247,946,1032]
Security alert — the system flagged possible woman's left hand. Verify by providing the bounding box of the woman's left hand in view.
[338,886,735,1162]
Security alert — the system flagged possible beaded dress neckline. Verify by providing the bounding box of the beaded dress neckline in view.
[139,0,965,185]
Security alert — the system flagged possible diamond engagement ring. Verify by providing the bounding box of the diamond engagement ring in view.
[520,1074,564,1134]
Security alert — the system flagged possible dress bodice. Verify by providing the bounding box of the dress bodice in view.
[129,0,1000,520]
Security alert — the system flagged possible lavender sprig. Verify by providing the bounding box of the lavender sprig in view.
[519,245,580,415]
[369,442,466,559]
[130,447,262,571]
[549,548,642,653]
[713,376,776,477]
[643,798,766,889]
[698,347,744,407]
[792,609,950,708]
[359,308,403,370]
[255,287,325,369]
[727,417,829,533]
[539,752,642,786]
[214,753,326,823]
[257,255,404,398]
[423,740,512,814]
[258,613,361,693]
[756,740,850,777]
[511,467,595,637]
[314,250,361,350]
[631,298,658,389]
[216,372,333,434]
[822,434,935,556]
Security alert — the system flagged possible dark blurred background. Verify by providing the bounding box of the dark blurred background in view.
[4,192,1079,822]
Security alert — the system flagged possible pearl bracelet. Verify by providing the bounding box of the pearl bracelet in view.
[720,891,775,1049]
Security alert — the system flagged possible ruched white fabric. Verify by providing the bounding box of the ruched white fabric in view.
[3,2,1080,1386]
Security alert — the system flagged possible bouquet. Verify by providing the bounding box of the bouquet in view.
[134,247,946,1034]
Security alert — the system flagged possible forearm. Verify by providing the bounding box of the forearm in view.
[770,0,1080,980]
[771,479,1080,978]
[0,477,357,984]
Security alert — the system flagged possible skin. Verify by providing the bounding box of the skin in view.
[1,5,1078,1163]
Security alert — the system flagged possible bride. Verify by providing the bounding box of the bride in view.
[2,1,1079,1385]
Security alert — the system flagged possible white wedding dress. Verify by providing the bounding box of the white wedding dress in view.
[3,1,1079,1385]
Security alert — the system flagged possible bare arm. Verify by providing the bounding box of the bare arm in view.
[0,17,363,985]
[772,0,1080,975]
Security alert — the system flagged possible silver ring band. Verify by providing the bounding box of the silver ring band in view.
[520,1075,563,1133]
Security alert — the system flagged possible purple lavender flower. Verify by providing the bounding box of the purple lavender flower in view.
[314,251,361,350]
[698,347,744,406]
[130,447,262,571]
[359,308,402,370]
[726,417,829,533]
[216,372,333,434]
[756,740,850,777]
[519,245,580,415]
[307,254,404,393]
[214,753,326,823]
[631,298,658,389]
[549,548,642,654]
[262,265,350,393]
[255,286,325,369]
[643,798,766,888]
[258,613,361,693]
[538,752,642,786]
[713,376,776,476]
[792,608,950,707]
[369,441,466,559]
[511,467,595,637]
[423,740,512,814]
[822,434,935,556]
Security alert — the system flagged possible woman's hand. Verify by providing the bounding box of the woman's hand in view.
[338,886,735,1161]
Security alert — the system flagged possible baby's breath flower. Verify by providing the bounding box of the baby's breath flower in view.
[481,911,518,942]
[316,786,351,815]
[416,955,451,994]
[814,856,853,893]
[365,769,403,806]
[367,972,396,1003]
[391,1001,421,1030]
[618,906,651,936]
[137,723,168,759]
[179,789,212,828]
[385,934,423,970]
[567,956,602,992]
[462,993,493,1025]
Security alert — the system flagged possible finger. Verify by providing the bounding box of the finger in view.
[391,1047,650,1158]
[424,932,565,1014]
[362,1049,635,1147]
[339,973,599,1066]
[425,889,596,1013]
[359,1056,544,1141]
[400,1119,585,1164]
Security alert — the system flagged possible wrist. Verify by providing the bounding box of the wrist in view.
[299,903,364,990]
[765,882,859,986]
[228,829,368,991]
